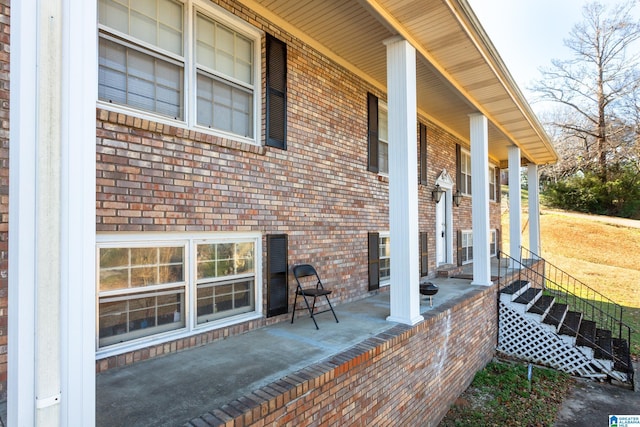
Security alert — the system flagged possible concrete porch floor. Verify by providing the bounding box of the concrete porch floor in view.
[95,270,501,427]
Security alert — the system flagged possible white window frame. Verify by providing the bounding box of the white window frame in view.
[460,148,472,195]
[489,229,498,257]
[489,164,497,201]
[379,232,390,286]
[378,101,389,175]
[461,230,473,265]
[96,231,262,358]
[97,0,263,146]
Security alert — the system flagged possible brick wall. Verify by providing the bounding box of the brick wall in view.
[185,284,499,426]
[94,0,503,371]
[0,0,9,402]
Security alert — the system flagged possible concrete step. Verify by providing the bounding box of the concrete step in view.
[576,319,597,348]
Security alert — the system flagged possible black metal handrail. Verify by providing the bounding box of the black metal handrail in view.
[497,248,633,381]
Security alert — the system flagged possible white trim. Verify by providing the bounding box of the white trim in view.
[435,169,454,266]
[384,37,423,326]
[469,113,492,286]
[508,146,522,264]
[527,164,541,256]
[9,1,39,424]
[61,0,98,423]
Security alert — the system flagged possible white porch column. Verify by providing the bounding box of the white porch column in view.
[384,37,423,325]
[9,0,97,425]
[469,114,492,286]
[527,164,541,257]
[508,146,522,264]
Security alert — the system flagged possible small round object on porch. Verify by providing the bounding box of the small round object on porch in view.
[419,282,439,307]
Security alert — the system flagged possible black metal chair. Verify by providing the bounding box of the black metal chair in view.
[291,264,339,329]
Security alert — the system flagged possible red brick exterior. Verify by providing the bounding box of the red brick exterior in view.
[186,284,499,426]
[2,0,504,403]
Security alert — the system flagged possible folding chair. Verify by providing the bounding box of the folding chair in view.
[291,264,339,329]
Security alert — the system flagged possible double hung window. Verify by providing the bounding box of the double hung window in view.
[379,234,391,284]
[460,149,472,195]
[461,230,473,264]
[490,230,498,257]
[97,233,260,352]
[489,165,497,201]
[378,103,389,175]
[98,0,259,142]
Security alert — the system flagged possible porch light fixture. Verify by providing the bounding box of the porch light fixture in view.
[453,190,463,207]
[431,184,445,203]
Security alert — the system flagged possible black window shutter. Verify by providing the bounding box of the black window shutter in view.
[496,167,501,203]
[267,234,288,317]
[420,232,429,277]
[455,144,462,191]
[266,34,287,149]
[496,228,501,256]
[368,232,380,291]
[367,93,379,173]
[456,229,463,267]
[419,123,428,185]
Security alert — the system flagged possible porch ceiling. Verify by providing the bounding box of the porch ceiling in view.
[238,0,558,166]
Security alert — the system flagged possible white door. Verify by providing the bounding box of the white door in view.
[436,195,447,265]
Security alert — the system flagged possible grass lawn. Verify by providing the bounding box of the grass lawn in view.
[439,361,573,427]
[501,202,640,358]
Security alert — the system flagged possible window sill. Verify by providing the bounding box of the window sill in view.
[96,106,266,156]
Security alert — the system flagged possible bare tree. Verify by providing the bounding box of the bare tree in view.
[533,1,640,177]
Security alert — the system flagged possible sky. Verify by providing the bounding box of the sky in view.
[465,0,594,113]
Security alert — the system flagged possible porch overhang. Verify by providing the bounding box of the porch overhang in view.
[237,0,558,166]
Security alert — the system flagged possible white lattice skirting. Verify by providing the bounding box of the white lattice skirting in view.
[497,301,625,382]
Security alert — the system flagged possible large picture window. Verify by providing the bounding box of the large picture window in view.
[97,233,261,353]
[98,0,260,143]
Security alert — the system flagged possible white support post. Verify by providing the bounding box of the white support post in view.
[9,0,97,425]
[469,114,492,286]
[508,146,522,265]
[384,37,423,325]
[527,164,541,257]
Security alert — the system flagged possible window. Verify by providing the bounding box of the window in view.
[195,241,255,323]
[98,244,187,347]
[379,233,390,284]
[98,0,260,143]
[460,149,472,195]
[378,103,389,175]
[461,230,473,264]
[489,165,497,201]
[97,233,260,352]
[366,93,389,175]
[490,229,498,257]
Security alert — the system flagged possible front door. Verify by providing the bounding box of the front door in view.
[436,194,447,265]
